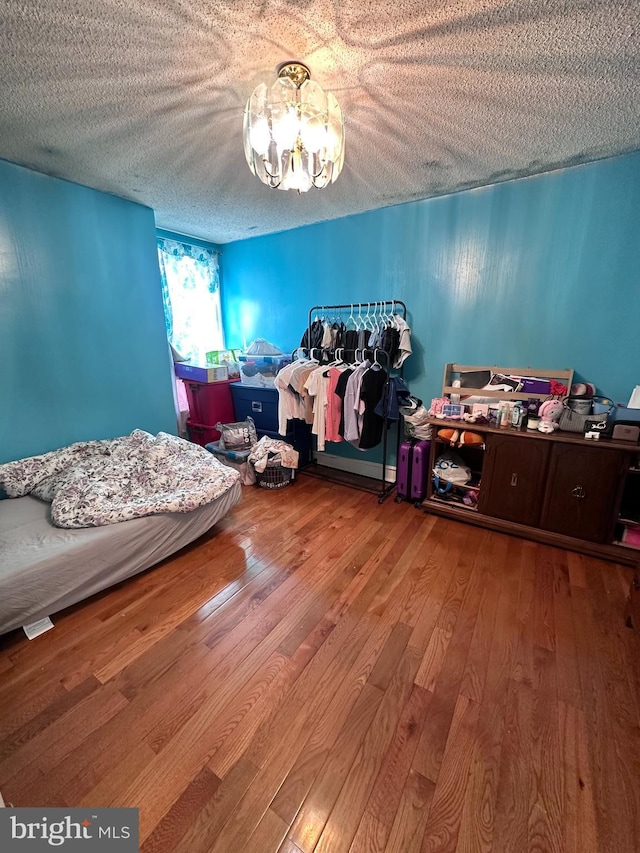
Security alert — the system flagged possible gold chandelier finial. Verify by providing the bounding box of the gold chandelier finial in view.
[276,61,310,89]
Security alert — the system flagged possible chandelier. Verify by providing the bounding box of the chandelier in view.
[243,61,345,193]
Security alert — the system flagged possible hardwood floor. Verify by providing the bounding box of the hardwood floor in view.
[1,477,639,852]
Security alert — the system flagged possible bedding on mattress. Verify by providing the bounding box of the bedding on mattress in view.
[0,483,242,635]
[0,430,240,528]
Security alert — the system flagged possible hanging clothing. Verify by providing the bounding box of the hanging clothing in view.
[325,366,347,443]
[333,322,346,350]
[381,324,400,363]
[392,315,413,368]
[344,329,358,352]
[359,367,388,449]
[374,376,414,422]
[343,361,371,444]
[300,319,324,351]
[335,367,355,438]
[357,328,371,351]
[275,357,318,434]
[304,364,330,451]
[290,361,317,424]
[321,322,333,348]
[274,360,301,436]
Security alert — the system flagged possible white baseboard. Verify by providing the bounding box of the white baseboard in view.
[316,452,396,483]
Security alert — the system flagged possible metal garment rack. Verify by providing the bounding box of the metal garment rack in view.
[299,300,408,503]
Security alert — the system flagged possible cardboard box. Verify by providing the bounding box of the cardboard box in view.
[205,349,242,366]
[175,363,229,383]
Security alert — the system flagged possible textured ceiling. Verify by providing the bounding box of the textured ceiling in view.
[1,1,639,244]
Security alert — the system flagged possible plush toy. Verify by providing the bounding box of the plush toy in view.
[458,431,484,447]
[437,428,459,446]
[538,399,564,433]
[437,428,484,447]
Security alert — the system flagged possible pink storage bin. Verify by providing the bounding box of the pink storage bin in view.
[186,420,221,446]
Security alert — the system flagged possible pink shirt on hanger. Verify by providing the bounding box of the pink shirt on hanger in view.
[325,366,345,443]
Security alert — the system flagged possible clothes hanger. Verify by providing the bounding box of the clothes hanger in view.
[370,347,385,370]
[374,301,384,331]
[365,302,375,331]
[293,346,309,362]
[354,304,362,331]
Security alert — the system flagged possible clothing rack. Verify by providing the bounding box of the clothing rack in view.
[298,300,408,503]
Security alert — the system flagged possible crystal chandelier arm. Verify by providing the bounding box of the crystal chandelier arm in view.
[262,157,282,185]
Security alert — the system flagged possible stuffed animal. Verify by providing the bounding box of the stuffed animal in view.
[458,431,484,447]
[437,428,484,447]
[437,428,459,446]
[538,399,564,433]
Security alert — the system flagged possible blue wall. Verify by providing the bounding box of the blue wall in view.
[222,151,640,409]
[0,160,176,464]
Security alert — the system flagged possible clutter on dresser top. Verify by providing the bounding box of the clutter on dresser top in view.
[431,364,639,444]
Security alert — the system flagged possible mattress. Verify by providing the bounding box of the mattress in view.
[0,481,242,635]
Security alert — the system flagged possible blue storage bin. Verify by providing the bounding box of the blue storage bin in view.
[230,384,279,433]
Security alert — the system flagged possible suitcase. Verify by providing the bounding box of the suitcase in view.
[396,439,431,503]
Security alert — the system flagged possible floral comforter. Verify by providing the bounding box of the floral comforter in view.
[0,430,240,528]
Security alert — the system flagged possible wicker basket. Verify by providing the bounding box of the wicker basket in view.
[255,461,294,489]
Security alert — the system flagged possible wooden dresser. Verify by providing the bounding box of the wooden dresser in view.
[422,417,640,566]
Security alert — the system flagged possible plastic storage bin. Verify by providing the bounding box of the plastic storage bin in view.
[205,441,252,463]
[238,356,291,387]
[230,384,279,434]
[205,441,256,486]
[184,378,237,425]
[229,384,313,466]
[186,420,221,446]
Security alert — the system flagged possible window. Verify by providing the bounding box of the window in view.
[157,236,224,363]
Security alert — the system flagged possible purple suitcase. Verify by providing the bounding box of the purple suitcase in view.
[396,439,431,502]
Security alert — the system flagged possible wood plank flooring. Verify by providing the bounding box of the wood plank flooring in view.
[1,477,639,852]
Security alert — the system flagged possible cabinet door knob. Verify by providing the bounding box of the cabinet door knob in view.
[511,473,518,486]
[572,485,586,499]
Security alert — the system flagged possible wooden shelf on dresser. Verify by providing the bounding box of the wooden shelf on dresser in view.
[422,417,640,566]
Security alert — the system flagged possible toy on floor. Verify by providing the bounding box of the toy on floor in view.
[537,399,563,433]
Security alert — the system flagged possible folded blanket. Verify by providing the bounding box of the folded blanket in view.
[0,430,240,528]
